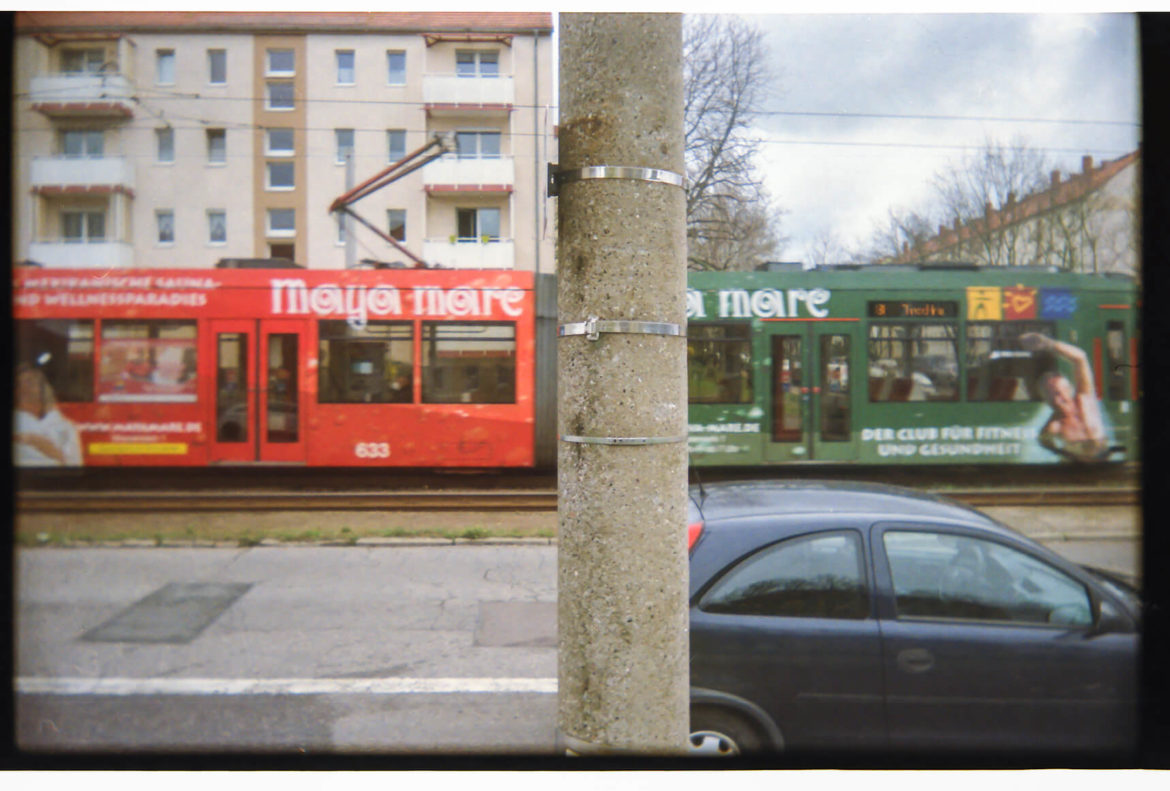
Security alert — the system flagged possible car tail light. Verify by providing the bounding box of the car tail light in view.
[688,522,704,551]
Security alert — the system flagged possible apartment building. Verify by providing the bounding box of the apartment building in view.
[12,11,556,272]
[885,150,1140,280]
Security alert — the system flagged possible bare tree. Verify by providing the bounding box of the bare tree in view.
[865,206,939,263]
[929,136,1052,266]
[684,15,782,270]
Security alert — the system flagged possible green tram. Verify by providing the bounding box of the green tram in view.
[685,264,1140,466]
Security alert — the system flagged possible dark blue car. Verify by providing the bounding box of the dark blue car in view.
[686,480,1140,758]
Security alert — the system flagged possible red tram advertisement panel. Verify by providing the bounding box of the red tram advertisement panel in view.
[14,268,537,468]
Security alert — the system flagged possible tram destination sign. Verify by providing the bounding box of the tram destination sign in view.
[867,300,958,319]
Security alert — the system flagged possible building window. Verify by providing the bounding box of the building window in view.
[207,129,226,165]
[335,129,354,164]
[267,48,295,76]
[61,48,105,74]
[266,128,295,156]
[387,129,407,162]
[455,130,501,159]
[156,210,175,244]
[267,208,296,237]
[336,213,347,245]
[336,50,355,84]
[62,211,105,243]
[61,129,103,158]
[387,209,406,242]
[456,207,501,241]
[156,128,175,163]
[208,49,227,84]
[267,81,295,110]
[156,49,175,85]
[387,50,406,84]
[208,211,227,244]
[456,50,498,78]
[267,161,295,190]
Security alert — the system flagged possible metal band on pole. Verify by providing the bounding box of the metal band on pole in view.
[558,316,684,342]
[560,434,688,446]
[547,164,685,196]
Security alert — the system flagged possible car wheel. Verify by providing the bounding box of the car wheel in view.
[688,707,765,756]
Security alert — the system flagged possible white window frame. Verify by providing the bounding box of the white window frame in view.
[387,209,406,242]
[62,209,106,243]
[455,130,501,159]
[267,208,296,238]
[387,129,407,163]
[266,48,295,76]
[156,210,175,245]
[156,49,176,85]
[206,128,226,165]
[266,81,295,111]
[207,210,227,245]
[61,129,104,158]
[208,49,227,85]
[266,128,295,157]
[336,49,355,85]
[386,50,406,85]
[335,128,355,165]
[266,161,295,191]
[456,49,499,78]
[61,47,105,74]
[156,127,175,164]
[456,206,501,242]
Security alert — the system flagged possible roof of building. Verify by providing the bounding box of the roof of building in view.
[891,148,1141,263]
[15,11,554,35]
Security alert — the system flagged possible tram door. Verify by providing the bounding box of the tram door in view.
[209,319,307,463]
[765,328,857,463]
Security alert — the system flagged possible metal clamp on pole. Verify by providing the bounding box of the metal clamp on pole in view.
[558,316,684,342]
[560,434,688,446]
[547,163,685,197]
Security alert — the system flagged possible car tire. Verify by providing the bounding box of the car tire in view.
[688,706,766,756]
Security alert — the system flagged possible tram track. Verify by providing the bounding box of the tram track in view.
[15,485,1139,513]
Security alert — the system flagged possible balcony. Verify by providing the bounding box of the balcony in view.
[423,75,514,115]
[31,156,135,194]
[29,73,135,118]
[423,239,515,270]
[28,240,135,269]
[423,156,514,194]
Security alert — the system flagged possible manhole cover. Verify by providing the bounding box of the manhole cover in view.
[82,582,253,644]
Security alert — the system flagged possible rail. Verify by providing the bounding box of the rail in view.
[15,486,1138,513]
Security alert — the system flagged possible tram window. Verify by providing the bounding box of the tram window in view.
[16,319,95,403]
[820,334,851,442]
[1105,322,1128,401]
[98,320,197,402]
[688,323,753,404]
[965,321,1055,402]
[867,323,958,402]
[318,321,414,404]
[422,322,516,404]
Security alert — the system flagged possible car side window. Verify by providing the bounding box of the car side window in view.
[699,531,868,619]
[882,531,1092,627]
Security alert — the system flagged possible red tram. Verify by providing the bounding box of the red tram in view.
[14,267,540,467]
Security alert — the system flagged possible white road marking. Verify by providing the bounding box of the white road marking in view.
[16,676,558,696]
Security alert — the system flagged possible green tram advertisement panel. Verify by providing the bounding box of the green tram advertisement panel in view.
[685,266,1139,466]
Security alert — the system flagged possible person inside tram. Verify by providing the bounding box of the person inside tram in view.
[14,361,83,467]
[1020,332,1108,462]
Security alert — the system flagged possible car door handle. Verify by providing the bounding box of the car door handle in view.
[896,648,935,674]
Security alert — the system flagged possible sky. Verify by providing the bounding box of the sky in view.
[740,12,1142,263]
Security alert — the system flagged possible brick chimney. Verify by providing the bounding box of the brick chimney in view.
[1051,170,1062,186]
[1082,155,1094,173]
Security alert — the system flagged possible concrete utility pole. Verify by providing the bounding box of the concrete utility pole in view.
[555,13,690,755]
